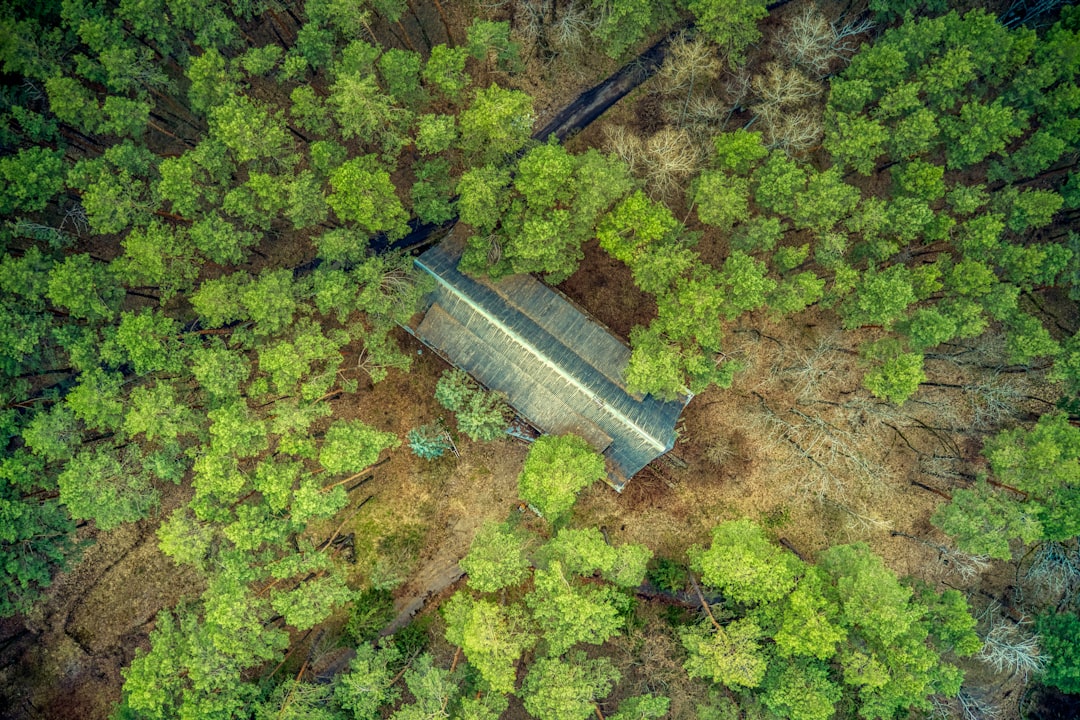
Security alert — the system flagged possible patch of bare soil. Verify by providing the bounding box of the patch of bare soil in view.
[0,480,199,720]
[314,330,530,625]
[558,239,656,342]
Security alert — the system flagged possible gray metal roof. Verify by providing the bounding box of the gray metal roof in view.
[412,239,690,489]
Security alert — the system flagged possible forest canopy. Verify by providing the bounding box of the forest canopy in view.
[1,1,1078,719]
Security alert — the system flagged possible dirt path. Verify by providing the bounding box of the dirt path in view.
[0,495,202,720]
[380,522,470,636]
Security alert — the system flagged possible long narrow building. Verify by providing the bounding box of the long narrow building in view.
[410,238,690,489]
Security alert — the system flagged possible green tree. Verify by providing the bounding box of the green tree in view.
[319,419,399,476]
[392,654,458,720]
[239,268,300,337]
[415,113,457,155]
[773,568,846,661]
[21,405,81,464]
[189,214,258,265]
[591,0,672,58]
[58,445,158,530]
[609,694,670,720]
[122,595,287,720]
[460,521,531,593]
[527,560,628,654]
[825,114,890,177]
[860,338,926,405]
[456,165,511,235]
[457,84,533,163]
[681,618,768,689]
[819,543,966,718]
[933,413,1080,559]
[329,71,408,155]
[115,309,184,375]
[760,660,841,720]
[209,95,293,166]
[465,19,522,73]
[521,652,619,720]
[442,592,536,694]
[190,272,248,329]
[1036,613,1080,694]
[840,266,917,330]
[685,521,973,718]
[327,155,409,239]
[66,368,126,432]
[115,222,200,300]
[407,423,453,460]
[683,0,768,66]
[411,158,456,225]
[187,47,238,113]
[689,518,800,606]
[46,253,124,322]
[941,99,1025,170]
[191,340,250,402]
[693,169,751,231]
[434,369,511,442]
[334,643,402,718]
[596,190,681,264]
[0,147,65,215]
[290,85,332,135]
[207,402,268,459]
[258,320,346,397]
[718,250,776,318]
[461,144,633,282]
[378,48,424,107]
[0,451,78,617]
[270,573,353,631]
[124,382,198,447]
[422,44,469,101]
[792,168,861,234]
[518,434,605,521]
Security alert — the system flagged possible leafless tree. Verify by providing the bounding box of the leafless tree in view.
[957,691,1004,720]
[749,63,824,152]
[765,108,825,152]
[751,63,822,111]
[643,127,700,197]
[963,376,1027,431]
[931,689,1004,720]
[778,335,844,401]
[604,123,644,172]
[1025,540,1080,597]
[62,202,90,236]
[892,531,991,582]
[605,124,700,199]
[658,33,723,93]
[550,3,593,49]
[977,607,1048,678]
[749,393,890,532]
[683,93,728,132]
[656,33,723,126]
[703,434,734,466]
[776,6,874,77]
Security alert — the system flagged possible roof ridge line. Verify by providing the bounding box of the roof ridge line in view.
[416,259,668,453]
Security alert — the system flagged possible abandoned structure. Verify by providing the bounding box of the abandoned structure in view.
[409,238,691,490]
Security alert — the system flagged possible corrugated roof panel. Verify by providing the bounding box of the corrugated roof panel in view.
[413,240,690,485]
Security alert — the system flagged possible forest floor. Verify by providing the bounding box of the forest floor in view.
[2,3,1075,719]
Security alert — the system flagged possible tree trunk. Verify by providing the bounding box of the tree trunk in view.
[429,0,454,46]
